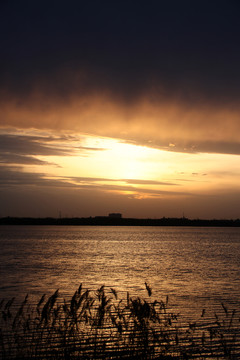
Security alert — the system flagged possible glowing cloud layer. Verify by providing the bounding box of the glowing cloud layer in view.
[1,1,240,218]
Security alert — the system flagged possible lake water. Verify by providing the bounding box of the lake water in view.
[0,225,240,322]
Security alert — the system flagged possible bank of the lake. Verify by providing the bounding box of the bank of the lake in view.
[0,216,240,226]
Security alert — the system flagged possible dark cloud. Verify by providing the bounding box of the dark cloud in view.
[1,1,240,105]
[74,183,189,198]
[1,2,240,158]
[0,166,73,188]
[0,153,55,166]
[70,177,176,186]
[1,181,239,219]
[0,134,72,156]
[0,133,106,166]
[0,166,181,198]
[122,137,240,156]
[163,140,240,155]
[190,141,240,155]
[1,1,240,219]
[121,179,176,186]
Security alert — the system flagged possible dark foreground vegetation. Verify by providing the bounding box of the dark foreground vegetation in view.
[1,217,240,226]
[0,284,240,359]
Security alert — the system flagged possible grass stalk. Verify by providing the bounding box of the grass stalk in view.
[0,284,239,359]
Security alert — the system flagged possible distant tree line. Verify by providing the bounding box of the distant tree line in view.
[0,216,240,226]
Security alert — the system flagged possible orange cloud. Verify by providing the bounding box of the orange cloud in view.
[1,92,240,155]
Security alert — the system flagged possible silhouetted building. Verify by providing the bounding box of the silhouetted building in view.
[108,213,122,218]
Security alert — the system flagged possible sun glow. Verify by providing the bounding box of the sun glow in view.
[43,135,164,182]
[28,132,240,196]
[4,128,240,217]
[103,141,160,180]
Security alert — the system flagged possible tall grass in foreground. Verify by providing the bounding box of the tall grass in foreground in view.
[0,284,240,359]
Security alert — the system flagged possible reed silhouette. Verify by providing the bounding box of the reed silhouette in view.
[0,284,239,359]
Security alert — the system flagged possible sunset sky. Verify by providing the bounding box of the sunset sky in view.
[0,0,240,219]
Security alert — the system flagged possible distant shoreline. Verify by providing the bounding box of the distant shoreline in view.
[0,216,240,227]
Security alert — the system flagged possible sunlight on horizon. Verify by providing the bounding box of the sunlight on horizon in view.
[1,127,240,218]
[23,131,240,200]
